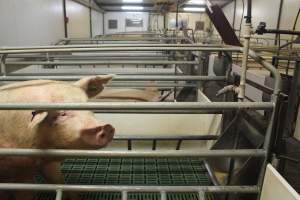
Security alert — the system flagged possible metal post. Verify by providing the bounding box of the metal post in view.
[0,54,7,76]
[239,24,251,100]
[239,0,252,101]
[122,191,128,200]
[161,191,167,200]
[198,191,205,200]
[55,189,63,200]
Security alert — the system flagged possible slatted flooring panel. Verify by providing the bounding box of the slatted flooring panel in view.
[36,157,214,200]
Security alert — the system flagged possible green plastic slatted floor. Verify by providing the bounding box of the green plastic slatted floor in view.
[36,157,214,200]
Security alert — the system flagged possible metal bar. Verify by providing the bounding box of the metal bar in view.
[55,189,63,200]
[122,191,127,200]
[58,37,191,42]
[0,54,7,76]
[7,60,198,66]
[94,110,222,114]
[239,23,251,100]
[198,191,205,200]
[0,149,266,158]
[0,44,234,50]
[0,75,227,82]
[248,49,282,95]
[161,191,167,200]
[0,183,259,193]
[0,102,274,111]
[0,47,241,54]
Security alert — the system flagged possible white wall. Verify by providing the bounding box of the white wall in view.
[91,10,103,36]
[149,13,165,31]
[222,0,300,39]
[0,0,64,46]
[167,13,210,30]
[104,12,149,34]
[66,0,90,38]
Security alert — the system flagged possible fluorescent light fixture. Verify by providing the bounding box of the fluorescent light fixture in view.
[183,7,205,12]
[187,0,205,5]
[123,0,143,2]
[121,6,144,10]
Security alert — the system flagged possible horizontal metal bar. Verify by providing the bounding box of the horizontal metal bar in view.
[0,102,274,111]
[0,183,259,193]
[1,44,227,50]
[0,75,227,82]
[0,149,266,158]
[113,135,219,140]
[6,60,198,66]
[0,47,241,54]
[93,110,223,114]
[59,37,190,42]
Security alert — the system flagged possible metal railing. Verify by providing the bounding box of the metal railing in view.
[0,44,281,200]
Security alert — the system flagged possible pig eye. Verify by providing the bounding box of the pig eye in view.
[59,112,67,116]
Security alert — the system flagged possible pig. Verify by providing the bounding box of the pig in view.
[0,75,115,200]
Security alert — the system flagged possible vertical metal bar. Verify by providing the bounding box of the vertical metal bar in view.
[239,25,251,100]
[62,0,68,38]
[55,189,63,200]
[89,0,93,38]
[176,0,179,30]
[122,191,128,200]
[257,95,280,199]
[128,140,132,151]
[198,191,205,200]
[275,0,284,46]
[232,0,237,29]
[174,64,177,101]
[102,12,105,35]
[161,191,167,200]
[0,54,7,76]
[176,140,182,150]
[152,140,157,151]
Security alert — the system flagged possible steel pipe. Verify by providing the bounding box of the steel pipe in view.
[0,75,227,82]
[6,60,198,66]
[0,149,266,158]
[0,102,274,111]
[1,44,228,50]
[55,190,63,200]
[0,47,241,54]
[0,183,259,193]
[113,135,219,141]
[248,49,282,95]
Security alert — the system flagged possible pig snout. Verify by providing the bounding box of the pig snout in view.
[81,124,115,147]
[96,124,115,143]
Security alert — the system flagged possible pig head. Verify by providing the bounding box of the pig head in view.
[31,75,115,149]
[0,75,115,150]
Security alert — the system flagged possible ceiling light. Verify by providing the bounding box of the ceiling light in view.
[121,6,144,10]
[123,0,143,2]
[187,0,205,5]
[183,7,206,12]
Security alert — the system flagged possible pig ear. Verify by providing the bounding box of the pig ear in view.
[74,75,114,98]
[29,110,48,129]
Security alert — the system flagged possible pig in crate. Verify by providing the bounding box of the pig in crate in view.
[0,75,115,200]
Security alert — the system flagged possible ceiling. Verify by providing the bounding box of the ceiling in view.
[94,0,232,13]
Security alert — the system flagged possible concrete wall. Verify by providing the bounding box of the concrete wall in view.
[66,0,90,38]
[104,12,149,34]
[222,0,300,40]
[0,0,65,46]
[92,10,104,36]
[0,0,104,46]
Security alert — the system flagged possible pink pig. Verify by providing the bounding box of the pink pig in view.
[0,75,115,200]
